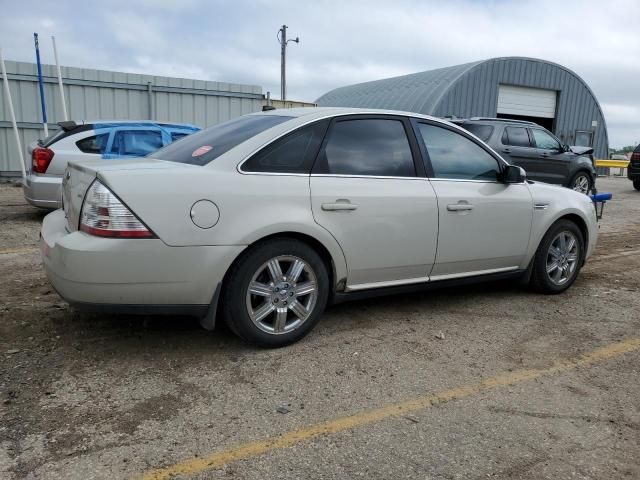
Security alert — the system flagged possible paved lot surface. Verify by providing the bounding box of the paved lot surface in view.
[1,177,639,480]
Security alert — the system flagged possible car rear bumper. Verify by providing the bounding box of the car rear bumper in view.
[23,173,62,209]
[627,164,640,180]
[40,209,245,313]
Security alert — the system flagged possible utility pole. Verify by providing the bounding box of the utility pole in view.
[278,25,299,101]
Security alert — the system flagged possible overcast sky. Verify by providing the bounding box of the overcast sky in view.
[1,0,638,147]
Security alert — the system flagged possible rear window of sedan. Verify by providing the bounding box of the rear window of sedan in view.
[149,115,293,166]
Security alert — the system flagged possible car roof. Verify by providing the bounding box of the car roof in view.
[253,106,456,125]
[452,117,539,127]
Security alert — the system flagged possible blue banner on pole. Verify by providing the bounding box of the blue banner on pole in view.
[33,32,48,126]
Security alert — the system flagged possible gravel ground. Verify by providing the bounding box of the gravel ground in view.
[1,177,639,480]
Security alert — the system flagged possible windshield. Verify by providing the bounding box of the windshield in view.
[149,114,293,165]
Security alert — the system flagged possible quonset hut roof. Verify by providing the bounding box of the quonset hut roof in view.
[315,57,609,158]
[315,60,483,115]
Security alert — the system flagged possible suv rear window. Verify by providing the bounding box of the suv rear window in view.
[459,123,494,142]
[150,115,293,166]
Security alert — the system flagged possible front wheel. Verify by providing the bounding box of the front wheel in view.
[633,179,640,191]
[569,171,593,195]
[222,238,329,347]
[530,220,584,294]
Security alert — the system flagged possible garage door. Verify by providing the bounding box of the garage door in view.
[497,85,557,119]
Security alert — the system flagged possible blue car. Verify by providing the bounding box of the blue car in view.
[23,120,200,208]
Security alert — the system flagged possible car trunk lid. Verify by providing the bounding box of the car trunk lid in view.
[62,158,179,232]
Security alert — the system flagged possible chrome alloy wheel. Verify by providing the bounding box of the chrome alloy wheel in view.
[571,174,590,194]
[245,255,318,334]
[546,231,579,285]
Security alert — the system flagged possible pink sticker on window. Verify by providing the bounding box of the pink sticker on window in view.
[192,145,213,157]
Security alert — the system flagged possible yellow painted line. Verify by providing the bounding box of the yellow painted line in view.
[0,246,38,255]
[140,337,640,480]
[595,159,629,168]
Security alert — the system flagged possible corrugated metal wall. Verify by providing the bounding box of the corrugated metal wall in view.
[0,61,264,175]
[434,58,609,159]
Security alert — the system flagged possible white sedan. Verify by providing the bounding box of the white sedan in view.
[41,108,598,347]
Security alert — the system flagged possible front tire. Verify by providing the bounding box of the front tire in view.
[569,171,592,195]
[222,238,329,347]
[633,179,640,191]
[530,220,584,294]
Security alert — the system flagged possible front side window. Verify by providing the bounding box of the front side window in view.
[532,129,561,150]
[502,127,531,147]
[417,123,501,181]
[243,120,329,173]
[111,130,163,156]
[150,115,293,166]
[76,133,109,154]
[317,119,415,177]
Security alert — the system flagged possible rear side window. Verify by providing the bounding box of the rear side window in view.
[417,123,501,181]
[76,134,109,154]
[243,120,329,173]
[502,127,531,147]
[460,124,494,142]
[111,130,163,156]
[150,115,293,166]
[316,119,415,177]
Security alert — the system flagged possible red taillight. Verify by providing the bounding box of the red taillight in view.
[79,180,155,238]
[32,147,54,173]
[631,152,640,163]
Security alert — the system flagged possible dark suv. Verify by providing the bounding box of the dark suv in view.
[627,144,640,191]
[452,118,596,194]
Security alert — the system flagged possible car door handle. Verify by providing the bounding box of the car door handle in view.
[321,200,358,211]
[447,204,474,211]
[541,152,550,157]
[502,148,512,154]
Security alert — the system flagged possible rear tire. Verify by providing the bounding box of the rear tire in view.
[222,238,329,348]
[530,220,584,294]
[569,171,592,195]
[633,179,640,191]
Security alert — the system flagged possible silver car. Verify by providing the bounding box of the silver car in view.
[23,120,200,209]
[41,108,598,347]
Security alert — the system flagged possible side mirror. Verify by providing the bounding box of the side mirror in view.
[503,165,526,183]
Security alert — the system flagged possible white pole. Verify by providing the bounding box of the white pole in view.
[51,36,68,121]
[0,47,27,181]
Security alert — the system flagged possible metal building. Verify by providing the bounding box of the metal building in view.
[316,57,608,159]
[0,60,264,176]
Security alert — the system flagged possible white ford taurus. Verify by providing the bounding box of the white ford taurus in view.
[41,108,598,347]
